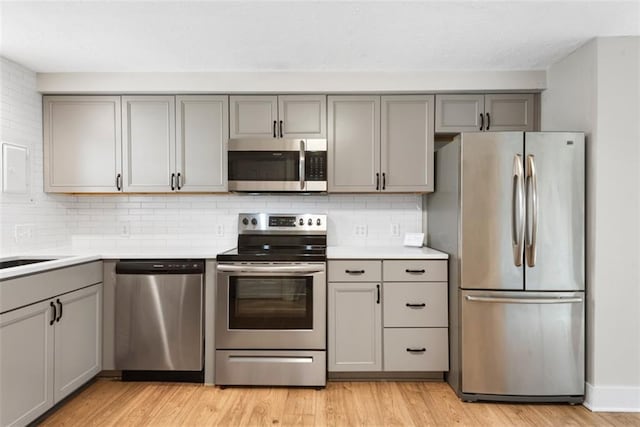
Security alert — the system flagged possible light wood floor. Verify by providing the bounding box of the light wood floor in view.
[39,379,640,426]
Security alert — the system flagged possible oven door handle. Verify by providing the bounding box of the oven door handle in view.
[216,264,324,274]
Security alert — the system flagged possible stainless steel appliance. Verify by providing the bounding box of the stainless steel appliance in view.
[227,139,327,192]
[216,213,327,387]
[427,132,585,403]
[115,260,204,382]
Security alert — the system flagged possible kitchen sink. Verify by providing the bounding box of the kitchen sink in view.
[0,259,54,269]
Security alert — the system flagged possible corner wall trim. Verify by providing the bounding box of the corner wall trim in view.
[584,382,640,412]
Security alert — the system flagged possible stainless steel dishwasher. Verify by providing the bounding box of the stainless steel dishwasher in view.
[115,260,204,381]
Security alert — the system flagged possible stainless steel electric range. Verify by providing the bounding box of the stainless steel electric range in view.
[215,213,327,387]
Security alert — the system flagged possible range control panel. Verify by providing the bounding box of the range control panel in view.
[238,213,327,234]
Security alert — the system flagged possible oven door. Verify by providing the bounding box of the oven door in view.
[216,263,326,350]
[227,139,327,192]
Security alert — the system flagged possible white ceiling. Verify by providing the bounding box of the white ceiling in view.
[1,1,638,73]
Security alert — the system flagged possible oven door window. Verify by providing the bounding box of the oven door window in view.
[228,276,313,329]
[228,151,299,181]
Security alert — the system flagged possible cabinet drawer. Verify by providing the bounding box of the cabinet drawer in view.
[328,260,382,282]
[383,260,446,282]
[383,328,448,372]
[383,283,447,327]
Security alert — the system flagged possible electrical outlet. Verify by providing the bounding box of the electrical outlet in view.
[216,224,224,237]
[390,223,400,237]
[354,224,368,237]
[14,224,33,242]
[121,222,130,237]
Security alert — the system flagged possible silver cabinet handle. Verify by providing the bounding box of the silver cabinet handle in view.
[217,264,323,274]
[465,295,583,304]
[299,139,305,190]
[512,155,525,267]
[526,154,538,267]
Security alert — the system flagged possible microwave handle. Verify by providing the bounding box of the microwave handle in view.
[299,140,306,190]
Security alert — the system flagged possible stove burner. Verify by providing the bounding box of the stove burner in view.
[217,213,327,263]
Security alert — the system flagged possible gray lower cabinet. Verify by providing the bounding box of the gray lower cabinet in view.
[328,259,448,374]
[328,95,434,193]
[43,96,122,193]
[0,284,102,426]
[435,93,535,133]
[328,282,382,372]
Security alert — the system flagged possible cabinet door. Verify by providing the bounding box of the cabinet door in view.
[0,300,54,426]
[435,94,484,133]
[381,95,434,192]
[327,96,380,192]
[278,95,326,138]
[54,284,102,403]
[122,96,176,192]
[176,95,228,192]
[230,96,278,139]
[328,282,382,372]
[44,96,122,192]
[484,94,535,131]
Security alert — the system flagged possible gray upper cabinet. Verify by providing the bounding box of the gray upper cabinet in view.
[434,94,484,133]
[176,95,229,192]
[484,94,535,131]
[328,96,381,192]
[435,93,535,133]
[122,96,176,192]
[381,95,434,192]
[44,96,122,193]
[230,95,326,139]
[230,96,278,139]
[329,95,434,193]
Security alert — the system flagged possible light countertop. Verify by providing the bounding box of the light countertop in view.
[327,246,448,260]
[1,245,447,280]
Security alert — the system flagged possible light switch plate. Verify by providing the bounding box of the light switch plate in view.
[2,143,29,193]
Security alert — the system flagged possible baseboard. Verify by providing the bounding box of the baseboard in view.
[584,382,640,412]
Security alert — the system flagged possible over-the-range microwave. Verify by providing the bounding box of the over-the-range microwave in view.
[227,138,327,193]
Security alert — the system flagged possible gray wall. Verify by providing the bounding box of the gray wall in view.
[542,36,640,411]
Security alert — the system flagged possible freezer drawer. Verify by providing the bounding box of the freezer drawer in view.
[461,290,584,398]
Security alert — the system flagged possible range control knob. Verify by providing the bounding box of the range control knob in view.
[308,219,313,226]
[299,218,304,226]
[251,218,258,226]
[316,218,322,226]
[242,218,249,225]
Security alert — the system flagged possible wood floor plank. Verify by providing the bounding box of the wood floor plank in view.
[38,379,640,427]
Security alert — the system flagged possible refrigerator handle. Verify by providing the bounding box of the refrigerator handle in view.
[511,155,525,267]
[526,154,538,267]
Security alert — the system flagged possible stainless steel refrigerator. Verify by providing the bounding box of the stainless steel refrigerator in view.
[427,132,584,403]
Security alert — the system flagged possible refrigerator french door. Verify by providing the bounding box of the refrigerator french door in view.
[428,131,585,403]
